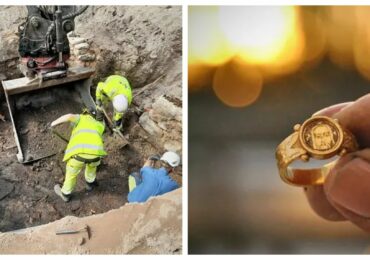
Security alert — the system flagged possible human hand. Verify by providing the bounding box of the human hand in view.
[96,99,102,108]
[304,94,370,232]
[113,127,121,134]
[113,119,123,133]
[144,159,155,167]
[143,155,160,168]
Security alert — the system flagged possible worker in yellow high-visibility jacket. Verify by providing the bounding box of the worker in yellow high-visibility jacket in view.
[51,108,106,202]
[95,75,132,131]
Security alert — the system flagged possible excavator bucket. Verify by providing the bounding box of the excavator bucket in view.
[2,66,96,163]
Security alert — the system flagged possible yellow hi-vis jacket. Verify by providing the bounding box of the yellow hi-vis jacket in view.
[96,75,132,105]
[63,114,107,162]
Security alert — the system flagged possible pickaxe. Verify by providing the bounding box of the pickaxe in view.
[55,224,91,240]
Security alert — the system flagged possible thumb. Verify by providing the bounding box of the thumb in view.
[324,149,370,231]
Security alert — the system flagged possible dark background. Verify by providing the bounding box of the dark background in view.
[189,59,370,253]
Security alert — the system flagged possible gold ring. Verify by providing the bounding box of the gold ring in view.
[276,116,359,186]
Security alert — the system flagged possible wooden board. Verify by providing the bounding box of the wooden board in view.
[1,66,95,95]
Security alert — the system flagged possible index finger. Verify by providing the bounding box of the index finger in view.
[334,94,370,147]
[306,94,370,225]
[312,102,354,117]
[304,101,354,221]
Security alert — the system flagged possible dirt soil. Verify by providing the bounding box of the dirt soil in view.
[0,98,182,233]
[0,5,182,253]
[14,87,83,161]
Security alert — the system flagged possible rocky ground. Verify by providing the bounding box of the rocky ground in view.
[0,5,182,253]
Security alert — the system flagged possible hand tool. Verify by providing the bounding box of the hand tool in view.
[55,224,91,240]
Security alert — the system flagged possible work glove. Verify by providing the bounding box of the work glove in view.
[113,119,122,132]
[96,99,102,110]
[113,127,121,134]
[113,119,121,127]
[96,110,104,122]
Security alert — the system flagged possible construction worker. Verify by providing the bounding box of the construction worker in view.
[51,108,106,202]
[95,75,132,131]
[127,151,180,203]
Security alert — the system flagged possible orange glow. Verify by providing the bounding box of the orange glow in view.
[189,6,370,107]
[257,15,305,81]
[189,6,306,98]
[189,6,235,66]
[300,9,327,67]
[219,6,302,66]
[212,61,263,108]
[327,6,357,69]
[188,64,216,93]
[353,7,370,81]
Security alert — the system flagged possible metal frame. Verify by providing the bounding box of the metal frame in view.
[1,66,96,163]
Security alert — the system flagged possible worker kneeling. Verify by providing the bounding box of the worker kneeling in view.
[128,151,180,203]
[95,75,132,131]
[51,108,106,202]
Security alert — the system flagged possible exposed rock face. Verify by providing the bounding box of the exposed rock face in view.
[0,7,26,80]
[73,6,183,153]
[0,5,182,153]
[0,5,182,88]
[0,189,182,254]
[74,6,182,88]
[68,36,96,66]
[0,6,182,254]
[0,6,26,62]
[139,95,182,153]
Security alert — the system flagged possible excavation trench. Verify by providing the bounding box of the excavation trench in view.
[0,83,180,232]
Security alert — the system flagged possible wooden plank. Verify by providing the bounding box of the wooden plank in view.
[1,66,95,95]
[4,89,24,162]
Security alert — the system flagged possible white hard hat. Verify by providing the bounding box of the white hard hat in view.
[160,151,181,167]
[112,94,128,113]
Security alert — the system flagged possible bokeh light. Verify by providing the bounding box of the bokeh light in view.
[189,6,235,66]
[188,64,216,92]
[299,8,327,68]
[219,6,300,65]
[188,6,305,107]
[189,6,370,107]
[212,61,263,107]
[326,6,357,70]
[353,6,370,81]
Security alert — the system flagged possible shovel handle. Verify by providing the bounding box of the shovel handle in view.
[100,108,114,133]
[55,230,80,235]
[51,129,69,143]
[101,108,128,146]
[55,226,86,235]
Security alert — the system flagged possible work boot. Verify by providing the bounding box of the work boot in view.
[85,179,99,192]
[54,184,71,202]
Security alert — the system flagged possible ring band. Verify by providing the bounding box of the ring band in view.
[276,116,358,186]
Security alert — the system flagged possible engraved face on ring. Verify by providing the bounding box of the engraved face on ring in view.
[311,124,335,150]
[302,119,340,152]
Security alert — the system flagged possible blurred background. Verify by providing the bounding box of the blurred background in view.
[188,6,370,254]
